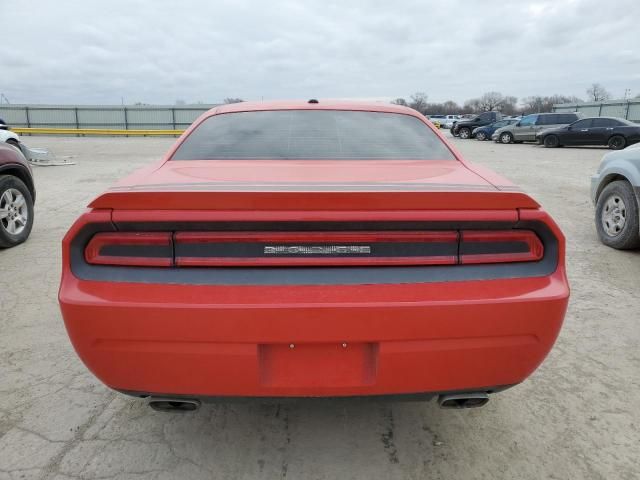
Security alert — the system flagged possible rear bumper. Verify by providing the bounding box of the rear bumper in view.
[59,270,569,398]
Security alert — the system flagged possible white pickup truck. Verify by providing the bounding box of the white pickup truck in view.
[428,114,459,129]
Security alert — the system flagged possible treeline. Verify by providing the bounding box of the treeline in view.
[392,91,584,116]
[207,83,640,115]
[392,84,631,116]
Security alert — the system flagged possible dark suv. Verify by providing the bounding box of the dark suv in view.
[452,111,502,139]
[0,143,35,247]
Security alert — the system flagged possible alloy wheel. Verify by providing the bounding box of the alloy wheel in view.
[0,188,29,235]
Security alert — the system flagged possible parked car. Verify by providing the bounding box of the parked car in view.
[492,112,581,144]
[429,114,459,129]
[429,115,445,127]
[59,100,568,411]
[0,143,35,247]
[591,144,640,249]
[0,125,22,150]
[0,125,33,161]
[473,119,519,141]
[537,117,640,150]
[452,111,502,139]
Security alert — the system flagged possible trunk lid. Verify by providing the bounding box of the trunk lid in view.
[89,160,539,210]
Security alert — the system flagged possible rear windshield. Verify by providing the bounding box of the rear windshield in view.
[171,110,455,160]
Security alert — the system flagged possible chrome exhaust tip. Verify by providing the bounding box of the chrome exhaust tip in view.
[438,393,489,409]
[148,397,201,412]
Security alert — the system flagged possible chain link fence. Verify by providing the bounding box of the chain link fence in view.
[0,104,219,130]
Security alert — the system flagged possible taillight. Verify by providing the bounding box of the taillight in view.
[84,232,173,267]
[82,230,544,267]
[459,230,543,264]
[174,231,458,266]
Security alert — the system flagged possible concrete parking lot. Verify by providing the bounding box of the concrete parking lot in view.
[1,134,638,480]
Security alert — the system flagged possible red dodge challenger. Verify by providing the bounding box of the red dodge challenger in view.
[59,101,569,411]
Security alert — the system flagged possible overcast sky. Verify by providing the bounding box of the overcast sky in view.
[2,0,639,105]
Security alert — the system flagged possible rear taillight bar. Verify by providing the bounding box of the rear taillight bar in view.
[459,230,544,264]
[83,230,544,267]
[174,231,458,267]
[85,232,173,267]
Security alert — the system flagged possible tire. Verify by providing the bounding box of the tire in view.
[608,135,626,150]
[458,127,471,139]
[499,132,513,144]
[0,175,34,248]
[543,135,560,148]
[476,131,487,141]
[595,180,640,249]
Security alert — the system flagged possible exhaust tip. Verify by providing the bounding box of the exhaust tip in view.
[148,397,201,412]
[438,393,489,409]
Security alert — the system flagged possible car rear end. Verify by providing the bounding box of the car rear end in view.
[59,103,569,404]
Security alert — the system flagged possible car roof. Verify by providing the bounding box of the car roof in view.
[210,100,418,116]
[580,116,627,121]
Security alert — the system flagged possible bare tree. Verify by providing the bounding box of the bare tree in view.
[500,96,518,115]
[478,92,507,111]
[441,100,461,115]
[521,96,550,113]
[463,98,482,113]
[223,98,244,104]
[586,84,611,102]
[463,92,516,112]
[408,92,429,115]
[522,94,583,113]
[391,98,408,106]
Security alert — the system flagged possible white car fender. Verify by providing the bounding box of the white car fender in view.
[0,128,20,143]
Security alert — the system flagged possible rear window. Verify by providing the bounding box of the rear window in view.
[171,110,455,160]
[593,117,634,127]
[592,118,616,127]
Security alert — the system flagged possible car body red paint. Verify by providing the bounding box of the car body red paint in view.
[59,101,569,400]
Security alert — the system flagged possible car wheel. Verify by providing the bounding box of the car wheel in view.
[595,180,640,249]
[500,132,513,144]
[475,131,487,141]
[458,127,471,139]
[543,135,560,148]
[0,175,34,248]
[607,135,626,150]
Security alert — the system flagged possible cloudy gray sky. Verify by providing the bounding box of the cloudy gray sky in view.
[2,0,640,105]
